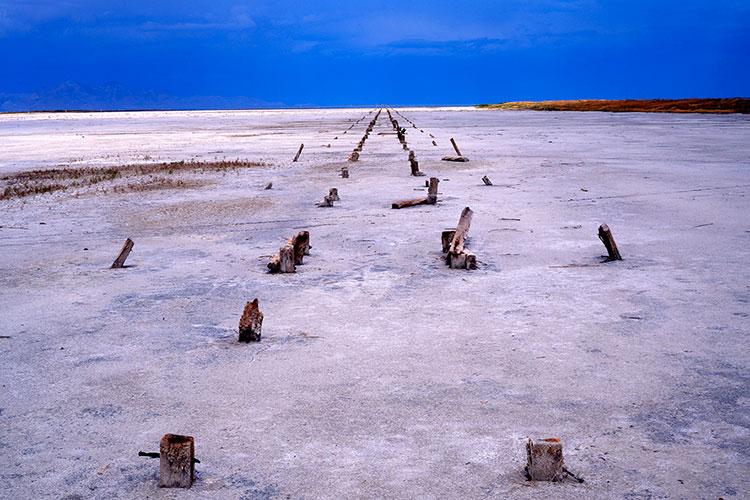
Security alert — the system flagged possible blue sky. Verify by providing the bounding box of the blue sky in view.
[1,0,748,110]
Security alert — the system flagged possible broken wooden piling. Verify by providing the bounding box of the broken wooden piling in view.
[268,244,295,273]
[239,298,263,342]
[450,137,462,157]
[111,238,134,269]
[444,207,476,269]
[341,166,349,178]
[290,231,310,264]
[392,177,439,209]
[159,434,195,488]
[293,143,304,162]
[482,176,493,186]
[598,224,622,261]
[525,438,564,482]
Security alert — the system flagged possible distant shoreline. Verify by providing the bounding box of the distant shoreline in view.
[477,98,750,114]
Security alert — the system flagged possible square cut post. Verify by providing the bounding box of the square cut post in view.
[239,298,263,342]
[111,238,134,269]
[427,177,439,204]
[598,224,622,261]
[526,438,564,482]
[159,434,194,488]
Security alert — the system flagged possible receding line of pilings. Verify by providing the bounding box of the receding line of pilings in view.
[348,108,382,163]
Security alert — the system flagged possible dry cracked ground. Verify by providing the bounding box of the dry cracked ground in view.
[0,108,749,499]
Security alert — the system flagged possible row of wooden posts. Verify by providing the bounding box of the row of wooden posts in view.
[139,432,582,488]
[124,107,617,487]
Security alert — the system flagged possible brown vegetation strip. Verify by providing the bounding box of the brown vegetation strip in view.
[477,98,750,114]
[0,160,267,200]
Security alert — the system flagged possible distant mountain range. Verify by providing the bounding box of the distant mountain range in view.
[0,81,284,112]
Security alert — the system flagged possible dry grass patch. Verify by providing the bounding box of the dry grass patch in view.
[1,160,268,200]
[478,98,750,114]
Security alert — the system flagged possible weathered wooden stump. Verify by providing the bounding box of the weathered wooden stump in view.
[450,137,462,156]
[293,143,304,162]
[328,188,340,201]
[159,434,195,488]
[410,159,424,176]
[446,207,475,269]
[264,182,273,190]
[348,151,359,162]
[317,195,334,207]
[239,298,263,342]
[290,231,310,264]
[268,244,295,273]
[598,224,622,261]
[526,438,564,482]
[427,177,439,204]
[442,230,456,253]
[341,167,349,178]
[482,175,493,186]
[111,238,134,269]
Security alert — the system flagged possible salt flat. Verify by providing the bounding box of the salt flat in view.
[0,107,749,499]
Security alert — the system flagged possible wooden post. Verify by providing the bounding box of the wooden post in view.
[432,140,437,146]
[482,176,493,186]
[450,137,462,157]
[317,195,334,207]
[427,177,439,204]
[264,182,273,190]
[238,299,263,342]
[293,143,304,162]
[279,244,295,272]
[111,238,134,269]
[341,167,349,178]
[449,207,473,255]
[290,231,310,264]
[410,159,423,177]
[598,224,622,261]
[348,151,359,162]
[268,244,296,273]
[442,230,456,253]
[328,188,340,201]
[526,438,564,482]
[159,434,194,488]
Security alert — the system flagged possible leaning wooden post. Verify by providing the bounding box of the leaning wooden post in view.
[238,299,263,342]
[427,177,439,204]
[525,438,564,482]
[293,143,304,162]
[482,175,493,186]
[111,238,134,269]
[450,138,462,157]
[159,434,195,488]
[598,224,622,261]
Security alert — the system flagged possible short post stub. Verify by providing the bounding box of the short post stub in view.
[159,434,195,488]
[111,238,134,269]
[525,438,564,482]
[239,298,263,342]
